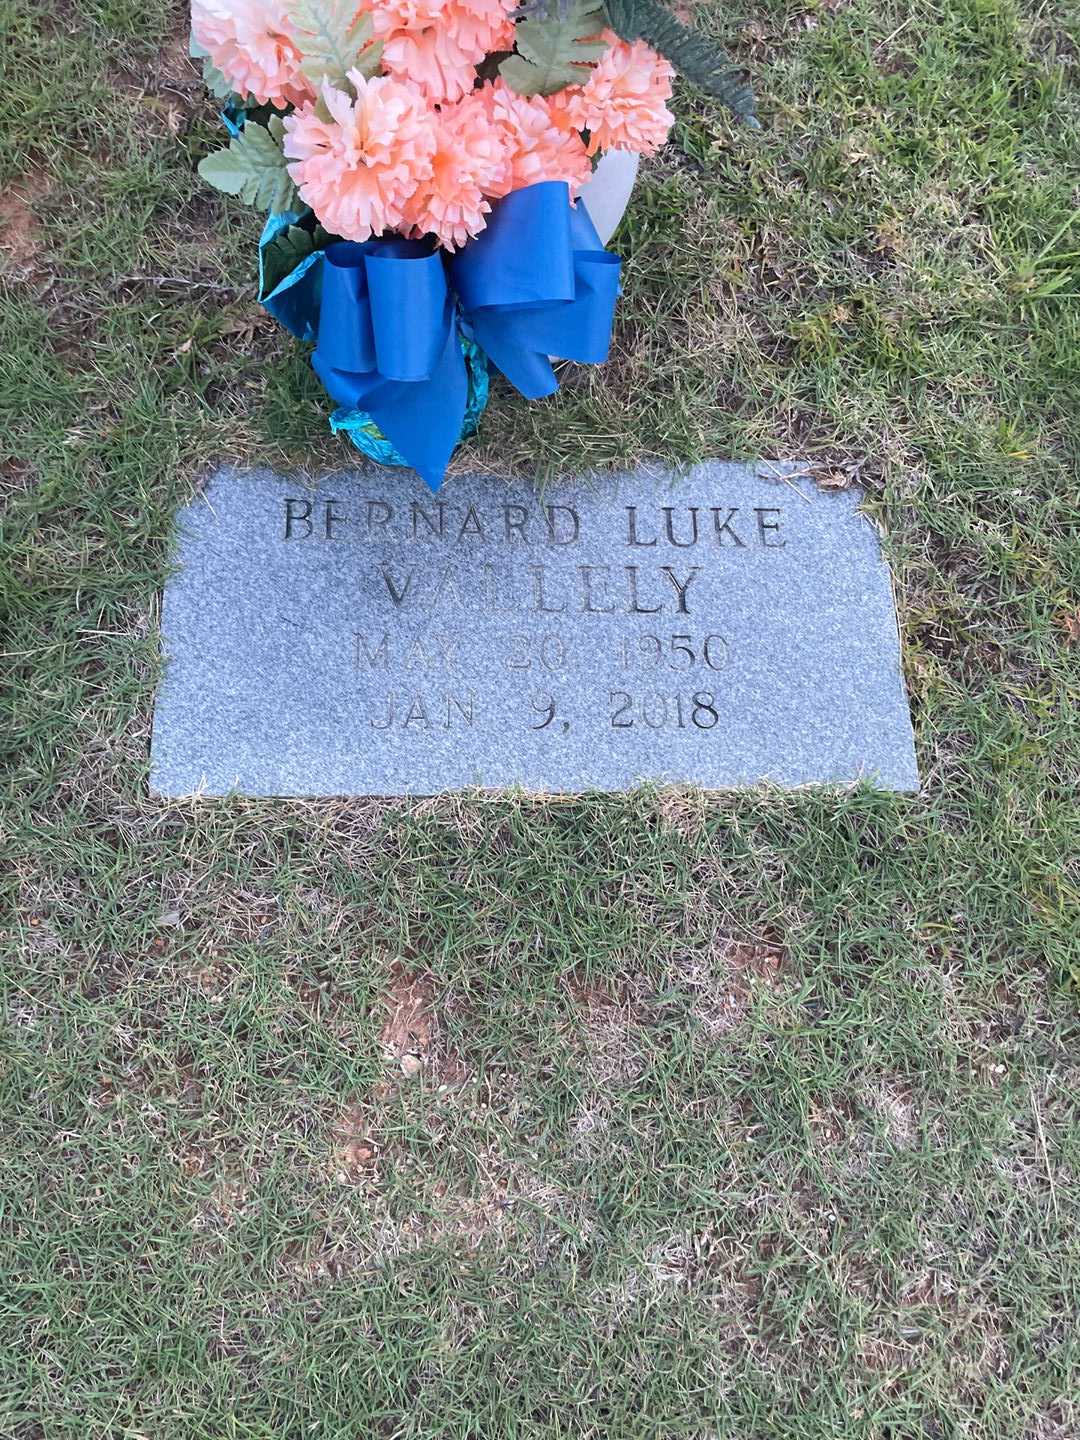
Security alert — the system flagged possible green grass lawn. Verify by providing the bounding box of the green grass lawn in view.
[2,0,1080,1434]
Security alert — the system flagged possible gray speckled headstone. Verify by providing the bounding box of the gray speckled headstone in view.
[150,463,918,796]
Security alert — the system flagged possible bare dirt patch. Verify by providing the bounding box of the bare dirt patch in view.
[330,1100,378,1180]
[381,963,436,1073]
[808,1094,858,1151]
[155,28,204,97]
[0,173,49,278]
[378,962,471,1086]
[111,24,203,108]
[0,457,38,506]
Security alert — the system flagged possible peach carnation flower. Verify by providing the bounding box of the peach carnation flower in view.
[556,30,674,156]
[442,0,515,57]
[402,93,509,248]
[483,79,592,198]
[191,0,313,109]
[373,0,512,103]
[283,72,437,242]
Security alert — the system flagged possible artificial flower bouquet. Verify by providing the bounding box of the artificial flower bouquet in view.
[192,0,753,487]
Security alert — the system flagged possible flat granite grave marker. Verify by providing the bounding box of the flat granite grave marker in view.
[150,463,918,796]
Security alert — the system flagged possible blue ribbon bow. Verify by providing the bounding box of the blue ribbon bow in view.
[260,181,621,490]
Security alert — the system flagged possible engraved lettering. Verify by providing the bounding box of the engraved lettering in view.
[284,498,312,540]
[430,568,467,611]
[324,499,346,540]
[703,634,729,670]
[481,562,520,614]
[711,507,746,547]
[402,696,430,728]
[369,694,394,729]
[435,633,459,669]
[503,504,529,543]
[755,508,785,548]
[405,635,433,669]
[369,689,474,729]
[662,507,699,548]
[411,501,445,538]
[545,505,579,546]
[381,569,414,606]
[610,691,633,727]
[355,632,389,668]
[458,505,486,541]
[367,500,392,533]
[540,634,567,670]
[578,564,615,614]
[529,565,567,614]
[660,566,701,616]
[642,694,669,728]
[445,692,474,727]
[626,506,657,547]
[626,565,662,614]
[530,694,557,729]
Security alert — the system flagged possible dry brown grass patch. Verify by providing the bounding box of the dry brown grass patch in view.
[671,936,786,1037]
[865,1078,919,1148]
[564,973,646,1085]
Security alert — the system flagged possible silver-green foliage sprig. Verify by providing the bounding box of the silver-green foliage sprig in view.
[197,115,299,215]
[290,0,383,90]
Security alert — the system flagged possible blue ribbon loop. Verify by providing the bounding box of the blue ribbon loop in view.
[260,180,622,490]
[451,181,621,401]
[312,237,467,489]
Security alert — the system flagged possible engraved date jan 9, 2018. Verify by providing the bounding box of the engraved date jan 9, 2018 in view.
[609,691,721,730]
[529,691,722,734]
[526,691,722,735]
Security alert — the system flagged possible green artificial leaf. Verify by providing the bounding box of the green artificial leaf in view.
[500,0,607,96]
[291,0,382,89]
[202,56,238,100]
[603,0,755,119]
[260,224,315,298]
[198,121,299,214]
[189,31,252,104]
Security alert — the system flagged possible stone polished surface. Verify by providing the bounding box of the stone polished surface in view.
[150,463,918,796]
